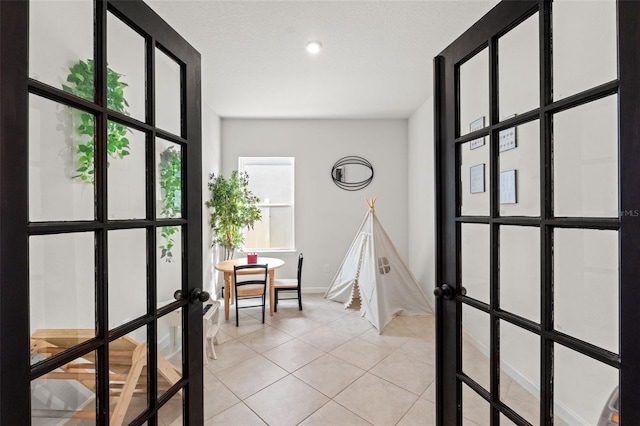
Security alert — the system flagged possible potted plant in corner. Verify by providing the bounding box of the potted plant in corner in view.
[205,171,262,261]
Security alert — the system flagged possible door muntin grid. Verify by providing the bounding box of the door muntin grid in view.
[450,2,620,425]
[26,1,196,424]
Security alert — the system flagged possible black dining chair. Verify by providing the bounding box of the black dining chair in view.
[273,253,303,312]
[233,264,268,326]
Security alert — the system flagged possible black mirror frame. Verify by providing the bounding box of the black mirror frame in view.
[331,156,374,191]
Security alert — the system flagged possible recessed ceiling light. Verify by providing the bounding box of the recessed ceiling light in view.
[306,41,322,55]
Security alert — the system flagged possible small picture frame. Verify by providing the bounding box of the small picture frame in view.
[499,127,517,152]
[500,169,517,204]
[469,117,486,150]
[470,164,485,194]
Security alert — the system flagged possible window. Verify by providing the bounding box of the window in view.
[239,157,295,251]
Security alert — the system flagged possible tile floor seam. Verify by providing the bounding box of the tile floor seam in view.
[324,394,376,425]
[295,398,331,425]
[394,398,418,426]
[328,339,398,373]
[366,369,427,398]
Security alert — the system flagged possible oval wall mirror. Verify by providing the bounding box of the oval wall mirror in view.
[331,156,374,191]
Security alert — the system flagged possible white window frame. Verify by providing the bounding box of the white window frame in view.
[238,157,295,253]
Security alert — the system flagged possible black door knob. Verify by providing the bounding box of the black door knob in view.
[174,288,210,303]
[433,284,454,300]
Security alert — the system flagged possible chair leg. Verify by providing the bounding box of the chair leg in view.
[203,335,209,365]
[298,289,302,310]
[235,294,239,327]
[209,338,217,360]
[261,294,265,323]
[274,289,278,312]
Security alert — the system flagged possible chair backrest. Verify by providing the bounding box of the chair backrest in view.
[297,253,304,284]
[233,264,268,288]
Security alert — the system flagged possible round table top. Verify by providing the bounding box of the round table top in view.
[215,256,285,273]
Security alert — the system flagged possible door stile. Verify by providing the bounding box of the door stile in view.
[538,1,553,424]
[618,0,640,423]
[0,0,30,423]
[95,2,110,421]
[488,33,500,426]
[433,53,459,424]
[184,42,203,426]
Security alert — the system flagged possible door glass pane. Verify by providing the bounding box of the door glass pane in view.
[107,12,146,122]
[155,48,182,136]
[500,414,518,426]
[109,229,147,328]
[29,1,94,101]
[461,140,490,216]
[553,0,617,101]
[463,383,490,426]
[29,94,95,222]
[499,120,540,217]
[109,328,148,424]
[498,13,539,120]
[500,321,539,425]
[108,125,146,220]
[31,351,97,424]
[553,95,618,218]
[156,138,182,219]
[245,206,294,250]
[459,48,489,137]
[158,391,183,425]
[500,225,540,323]
[554,344,618,426]
[462,305,490,390]
[158,310,183,397]
[554,228,618,353]
[30,233,95,365]
[461,224,490,304]
[157,226,182,307]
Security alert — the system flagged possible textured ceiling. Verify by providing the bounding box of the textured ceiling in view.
[145,0,499,119]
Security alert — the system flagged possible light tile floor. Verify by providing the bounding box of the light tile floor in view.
[203,294,557,426]
[204,294,435,426]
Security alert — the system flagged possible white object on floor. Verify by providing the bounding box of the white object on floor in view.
[324,198,434,333]
[203,300,222,363]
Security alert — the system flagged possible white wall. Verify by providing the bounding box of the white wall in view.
[202,104,222,295]
[407,99,436,301]
[220,119,409,292]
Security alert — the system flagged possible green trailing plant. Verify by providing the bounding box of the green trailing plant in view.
[62,59,131,184]
[159,147,182,262]
[205,171,262,261]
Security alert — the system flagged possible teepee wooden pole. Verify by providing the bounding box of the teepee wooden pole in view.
[365,198,377,212]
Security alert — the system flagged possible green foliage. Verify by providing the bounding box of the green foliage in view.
[205,171,262,260]
[159,147,182,262]
[62,59,130,184]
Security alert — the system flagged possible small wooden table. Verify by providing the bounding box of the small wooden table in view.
[215,257,285,320]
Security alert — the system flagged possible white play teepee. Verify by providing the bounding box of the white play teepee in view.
[324,198,434,333]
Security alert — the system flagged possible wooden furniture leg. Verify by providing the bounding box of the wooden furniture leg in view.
[224,271,231,320]
[110,343,146,426]
[269,270,275,316]
[157,356,182,388]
